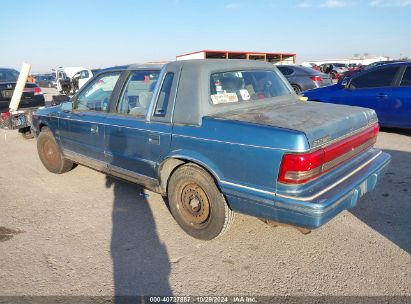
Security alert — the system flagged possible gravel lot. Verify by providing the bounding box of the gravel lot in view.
[0,88,410,296]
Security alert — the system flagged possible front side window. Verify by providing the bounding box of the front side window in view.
[116,70,160,117]
[210,70,290,105]
[350,67,398,89]
[400,67,411,86]
[74,72,121,111]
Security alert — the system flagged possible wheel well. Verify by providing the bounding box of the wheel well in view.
[159,158,221,195]
[39,123,48,131]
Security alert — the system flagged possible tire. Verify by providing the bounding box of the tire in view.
[167,164,234,240]
[331,72,337,79]
[37,127,74,174]
[291,84,302,95]
[19,127,34,139]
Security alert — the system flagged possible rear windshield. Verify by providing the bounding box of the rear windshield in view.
[210,70,290,105]
[0,69,19,82]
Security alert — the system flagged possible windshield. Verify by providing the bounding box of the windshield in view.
[0,69,19,82]
[210,70,291,105]
[334,64,347,68]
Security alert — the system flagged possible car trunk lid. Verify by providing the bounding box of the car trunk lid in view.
[210,100,377,149]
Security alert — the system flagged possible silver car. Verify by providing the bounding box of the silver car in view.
[277,65,332,94]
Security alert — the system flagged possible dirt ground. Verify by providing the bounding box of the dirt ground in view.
[0,89,410,296]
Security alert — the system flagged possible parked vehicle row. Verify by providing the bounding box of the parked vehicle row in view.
[304,61,411,129]
[31,59,390,240]
[0,68,45,138]
[277,65,332,94]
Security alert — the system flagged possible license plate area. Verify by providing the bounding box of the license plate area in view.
[1,90,13,98]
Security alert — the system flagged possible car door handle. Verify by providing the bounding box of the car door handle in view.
[90,125,99,134]
[148,134,160,145]
[377,93,388,98]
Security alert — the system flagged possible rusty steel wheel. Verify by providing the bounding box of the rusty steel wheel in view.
[168,164,234,240]
[37,127,74,174]
[179,182,211,226]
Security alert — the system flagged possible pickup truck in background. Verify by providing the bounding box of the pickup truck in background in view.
[31,60,390,240]
[0,68,45,139]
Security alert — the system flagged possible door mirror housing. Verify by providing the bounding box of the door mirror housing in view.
[60,101,73,112]
[341,77,350,89]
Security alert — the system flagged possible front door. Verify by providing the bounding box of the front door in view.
[58,71,122,166]
[336,66,400,125]
[104,67,178,185]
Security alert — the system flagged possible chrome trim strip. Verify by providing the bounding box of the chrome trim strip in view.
[311,122,377,150]
[59,117,170,135]
[220,151,383,202]
[173,134,305,152]
[63,150,108,172]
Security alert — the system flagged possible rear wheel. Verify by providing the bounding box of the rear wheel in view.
[291,84,302,94]
[167,164,234,240]
[37,127,74,174]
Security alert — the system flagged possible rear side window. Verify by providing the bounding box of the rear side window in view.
[277,67,293,76]
[154,72,174,117]
[210,70,290,105]
[400,67,411,86]
[117,70,160,117]
[350,67,398,89]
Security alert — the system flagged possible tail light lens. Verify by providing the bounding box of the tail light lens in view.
[23,87,43,95]
[310,76,323,82]
[278,124,379,184]
[0,112,11,120]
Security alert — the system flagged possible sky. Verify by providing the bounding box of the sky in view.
[0,0,410,73]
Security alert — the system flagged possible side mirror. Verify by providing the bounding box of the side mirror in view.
[341,78,349,88]
[52,94,71,105]
[61,101,73,112]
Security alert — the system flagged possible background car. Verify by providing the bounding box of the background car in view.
[319,63,349,80]
[304,62,411,129]
[277,65,332,94]
[35,74,56,88]
[0,67,45,138]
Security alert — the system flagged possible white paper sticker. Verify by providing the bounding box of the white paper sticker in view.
[239,89,250,101]
[211,93,238,104]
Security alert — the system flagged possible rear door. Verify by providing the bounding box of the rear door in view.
[383,65,411,128]
[335,66,400,124]
[104,66,178,184]
[58,71,122,165]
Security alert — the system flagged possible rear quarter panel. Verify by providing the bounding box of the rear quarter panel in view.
[170,118,309,192]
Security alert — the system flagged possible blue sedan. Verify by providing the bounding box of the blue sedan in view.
[304,62,411,129]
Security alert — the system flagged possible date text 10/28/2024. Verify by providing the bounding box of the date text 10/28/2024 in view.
[149,296,257,303]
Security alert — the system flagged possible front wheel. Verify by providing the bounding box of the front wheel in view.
[167,164,234,240]
[19,127,34,139]
[37,127,75,174]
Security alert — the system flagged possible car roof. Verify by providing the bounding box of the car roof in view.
[99,63,165,73]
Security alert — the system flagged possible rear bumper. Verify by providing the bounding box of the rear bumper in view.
[221,149,390,229]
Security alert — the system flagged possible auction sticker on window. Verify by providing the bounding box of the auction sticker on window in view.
[239,89,250,101]
[211,93,238,104]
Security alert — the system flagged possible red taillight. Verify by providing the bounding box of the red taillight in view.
[0,112,11,120]
[34,87,42,95]
[278,124,379,184]
[310,76,323,82]
[23,86,43,95]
